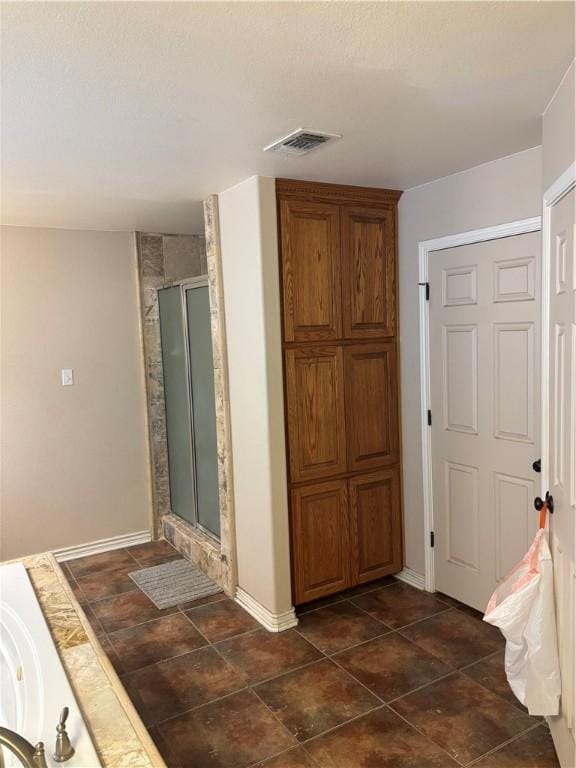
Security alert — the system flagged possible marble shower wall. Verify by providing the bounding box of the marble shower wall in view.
[136,232,206,535]
[136,228,236,596]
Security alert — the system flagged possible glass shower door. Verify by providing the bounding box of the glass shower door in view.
[158,286,196,526]
[185,284,220,539]
[158,281,220,539]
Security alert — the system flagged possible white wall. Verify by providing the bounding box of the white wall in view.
[218,176,293,615]
[398,146,543,575]
[543,61,575,190]
[1,227,152,560]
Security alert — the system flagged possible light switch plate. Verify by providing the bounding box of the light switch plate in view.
[61,369,74,386]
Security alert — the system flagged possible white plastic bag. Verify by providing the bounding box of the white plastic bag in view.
[483,527,561,716]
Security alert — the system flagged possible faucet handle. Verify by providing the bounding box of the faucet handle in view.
[54,707,75,763]
[33,742,48,768]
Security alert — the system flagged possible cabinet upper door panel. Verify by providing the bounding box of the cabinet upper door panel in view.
[291,480,351,604]
[345,343,400,471]
[285,346,347,482]
[280,199,342,342]
[342,206,396,338]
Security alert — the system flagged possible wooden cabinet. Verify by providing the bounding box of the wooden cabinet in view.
[350,469,402,584]
[280,199,341,342]
[291,480,351,604]
[285,347,347,482]
[278,179,403,605]
[342,206,396,338]
[344,343,400,472]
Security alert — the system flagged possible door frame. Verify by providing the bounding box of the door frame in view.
[541,163,576,500]
[158,276,221,543]
[541,162,575,768]
[418,216,542,592]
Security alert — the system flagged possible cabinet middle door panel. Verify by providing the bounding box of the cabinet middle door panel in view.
[285,347,347,482]
[291,480,351,604]
[345,343,400,471]
[342,206,396,338]
[280,199,342,342]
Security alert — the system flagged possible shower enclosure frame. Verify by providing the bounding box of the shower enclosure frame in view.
[160,275,220,544]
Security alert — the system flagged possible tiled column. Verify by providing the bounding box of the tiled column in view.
[204,196,237,596]
[136,233,171,536]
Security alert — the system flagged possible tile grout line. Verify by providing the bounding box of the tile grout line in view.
[83,566,465,665]
[385,669,459,706]
[295,604,500,672]
[325,628,393,656]
[76,584,140,604]
[346,592,454,628]
[292,622,392,656]
[152,655,332,730]
[91,606,181,635]
[116,637,212,678]
[295,704,391,757]
[387,669,542,767]
[175,594,227,613]
[142,592,334,732]
[64,558,543,768]
[458,658,544,720]
[465,720,546,766]
[104,597,461,699]
[325,653,387,706]
[148,725,184,768]
[181,612,263,645]
[249,685,300,751]
[297,578,401,615]
[386,702,468,767]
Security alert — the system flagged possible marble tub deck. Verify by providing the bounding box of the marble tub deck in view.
[14,552,165,768]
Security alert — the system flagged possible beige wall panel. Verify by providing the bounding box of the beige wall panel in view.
[1,226,152,560]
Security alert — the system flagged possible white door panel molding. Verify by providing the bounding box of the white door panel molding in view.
[542,163,575,765]
[493,256,536,303]
[419,216,541,604]
[493,322,535,444]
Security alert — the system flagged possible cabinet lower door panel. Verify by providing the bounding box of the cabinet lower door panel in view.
[291,480,351,604]
[350,469,402,584]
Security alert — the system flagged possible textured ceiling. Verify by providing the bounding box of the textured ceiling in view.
[1,1,574,234]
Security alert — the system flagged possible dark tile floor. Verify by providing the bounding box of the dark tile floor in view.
[61,541,560,768]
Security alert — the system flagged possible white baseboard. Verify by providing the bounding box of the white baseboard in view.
[396,567,426,591]
[53,530,152,562]
[236,587,298,633]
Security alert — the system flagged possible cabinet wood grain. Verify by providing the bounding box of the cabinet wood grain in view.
[344,343,400,471]
[280,199,341,342]
[342,206,396,338]
[350,469,402,584]
[278,179,403,605]
[285,346,347,482]
[291,480,351,603]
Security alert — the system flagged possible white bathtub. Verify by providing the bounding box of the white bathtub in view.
[0,562,101,767]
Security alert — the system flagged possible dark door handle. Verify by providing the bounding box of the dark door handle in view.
[534,491,554,515]
[532,459,541,473]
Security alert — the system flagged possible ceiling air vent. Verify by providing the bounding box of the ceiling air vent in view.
[264,128,342,157]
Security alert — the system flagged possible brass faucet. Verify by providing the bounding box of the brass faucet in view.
[53,708,75,763]
[0,728,48,768]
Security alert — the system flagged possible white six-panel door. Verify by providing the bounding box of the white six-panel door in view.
[429,232,541,611]
[547,184,575,767]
